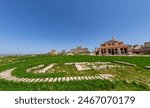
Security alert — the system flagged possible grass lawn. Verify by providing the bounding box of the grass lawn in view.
[0,55,150,91]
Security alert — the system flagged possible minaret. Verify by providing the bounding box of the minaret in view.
[112,36,116,41]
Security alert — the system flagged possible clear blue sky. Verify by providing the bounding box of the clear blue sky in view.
[0,0,150,54]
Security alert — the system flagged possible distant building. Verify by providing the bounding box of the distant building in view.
[48,49,58,55]
[142,42,150,54]
[132,45,142,54]
[61,50,66,55]
[70,46,90,54]
[96,36,132,55]
[131,42,150,54]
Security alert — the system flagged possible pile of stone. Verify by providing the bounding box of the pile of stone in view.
[113,61,136,66]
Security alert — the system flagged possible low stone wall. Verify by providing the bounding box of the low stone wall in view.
[26,64,45,72]
[92,65,120,70]
[26,64,55,73]
[113,61,136,66]
[37,64,55,73]
[145,66,150,69]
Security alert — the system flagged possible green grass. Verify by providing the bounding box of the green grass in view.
[0,55,150,91]
[0,79,149,91]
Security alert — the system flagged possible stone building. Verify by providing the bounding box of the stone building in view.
[142,42,150,54]
[132,42,150,54]
[48,49,58,55]
[132,45,142,54]
[96,37,132,55]
[70,46,89,54]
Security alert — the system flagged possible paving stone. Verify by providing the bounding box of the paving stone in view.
[33,78,40,82]
[8,77,17,81]
[23,78,31,82]
[94,76,100,79]
[70,77,74,81]
[61,77,66,82]
[48,78,53,82]
[80,76,85,80]
[38,64,55,73]
[87,76,92,80]
[57,77,62,82]
[99,74,112,80]
[20,78,28,82]
[26,79,34,82]
[88,76,93,79]
[43,78,49,82]
[28,79,36,83]
[52,78,57,82]
[97,76,103,79]
[84,76,89,80]
[38,78,44,82]
[73,77,77,80]
[66,77,70,82]
[0,68,116,83]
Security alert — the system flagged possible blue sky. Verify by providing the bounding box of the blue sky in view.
[0,0,150,54]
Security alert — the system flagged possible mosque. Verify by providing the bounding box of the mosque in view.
[95,36,133,55]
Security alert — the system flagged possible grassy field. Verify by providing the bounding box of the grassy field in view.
[0,55,150,91]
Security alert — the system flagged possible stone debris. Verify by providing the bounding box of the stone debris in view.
[0,68,115,83]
